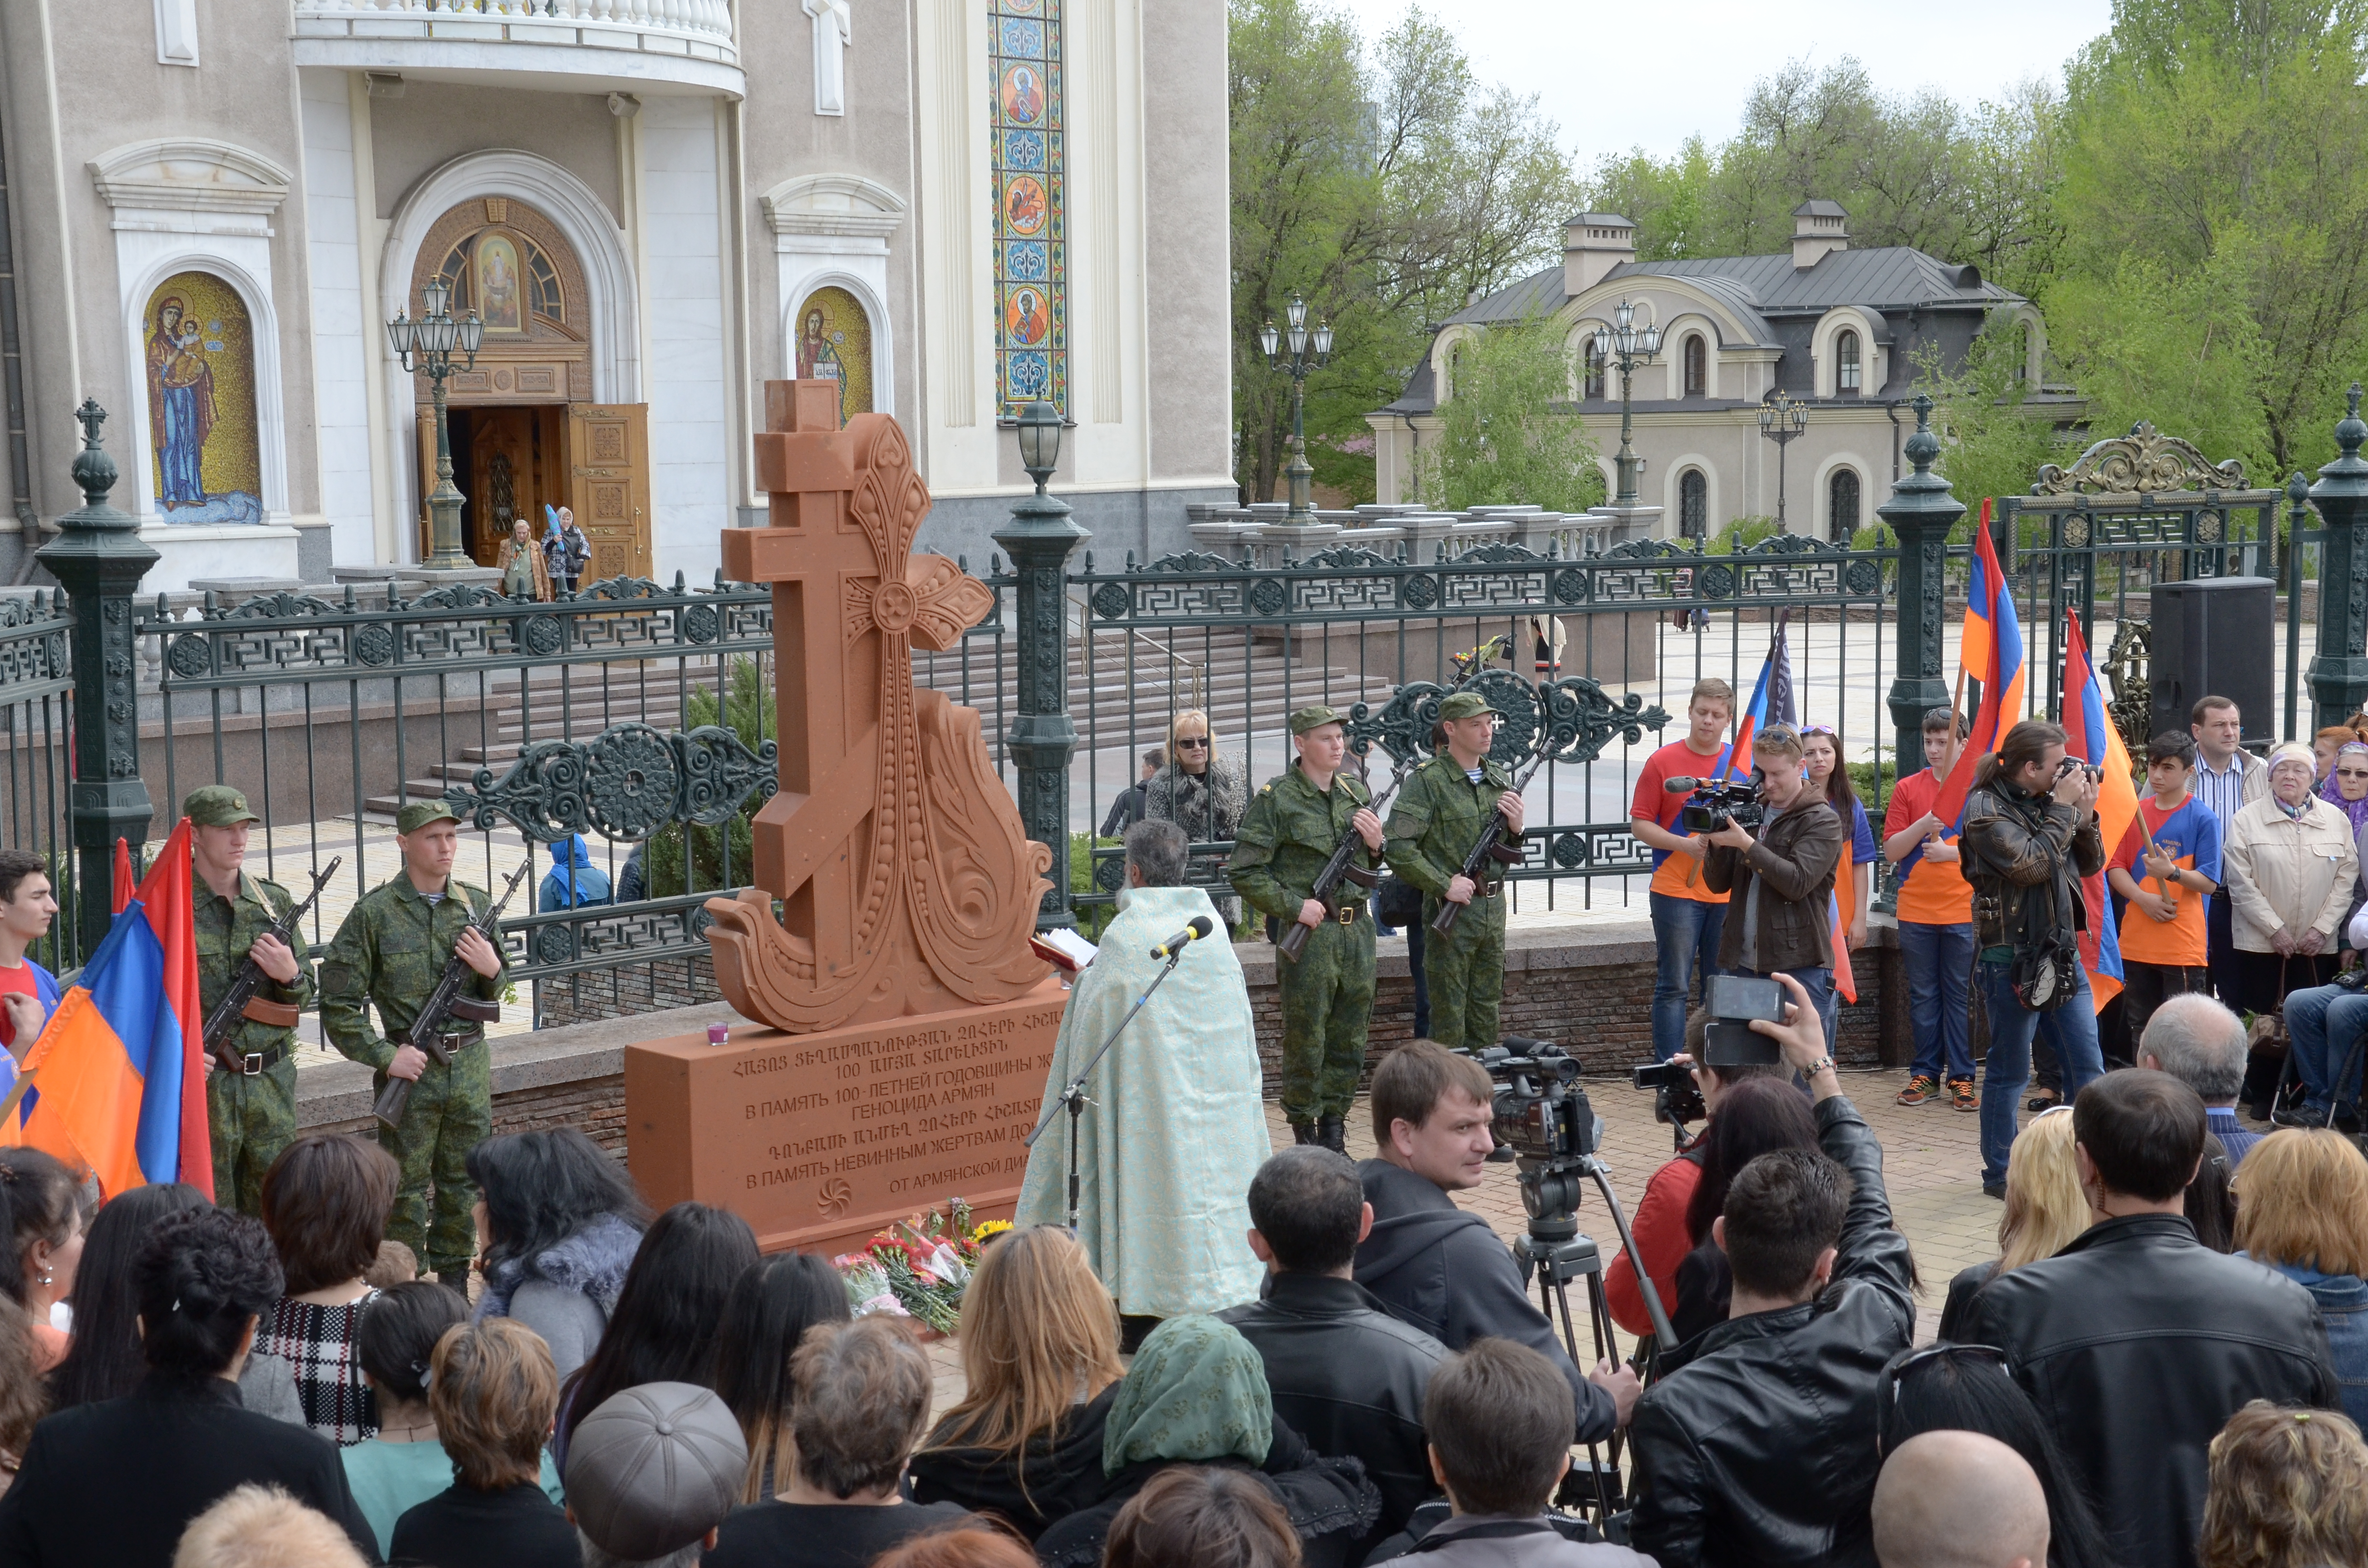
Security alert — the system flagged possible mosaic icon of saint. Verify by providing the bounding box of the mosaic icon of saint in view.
[1008,288,1048,346]
[1004,63,1043,123]
[1005,177,1047,235]
[797,307,849,422]
[146,295,216,509]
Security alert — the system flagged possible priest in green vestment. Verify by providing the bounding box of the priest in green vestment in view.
[1016,818,1270,1320]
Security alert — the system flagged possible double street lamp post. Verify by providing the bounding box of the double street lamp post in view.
[1260,294,1333,520]
[1758,391,1809,532]
[387,276,485,570]
[1593,301,1662,509]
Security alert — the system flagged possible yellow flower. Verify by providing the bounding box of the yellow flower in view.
[973,1219,1014,1241]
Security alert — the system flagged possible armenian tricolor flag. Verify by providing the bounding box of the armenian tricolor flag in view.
[2,820,210,1198]
[1934,500,2026,825]
[2063,611,2137,1012]
[1720,633,1786,788]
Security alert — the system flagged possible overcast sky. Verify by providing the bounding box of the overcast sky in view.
[1330,0,2118,165]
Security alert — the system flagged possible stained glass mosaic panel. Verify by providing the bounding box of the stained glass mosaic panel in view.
[989,0,1065,417]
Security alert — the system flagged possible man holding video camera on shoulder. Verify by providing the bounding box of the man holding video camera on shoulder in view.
[1960,718,2109,1197]
[1626,971,1916,1568]
[1699,724,1845,1023]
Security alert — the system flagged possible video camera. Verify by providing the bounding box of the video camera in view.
[1466,1038,1602,1232]
[1664,773,1765,834]
[1630,1059,1705,1128]
[1627,976,1790,1140]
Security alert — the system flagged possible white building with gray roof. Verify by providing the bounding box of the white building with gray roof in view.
[1368,202,2075,539]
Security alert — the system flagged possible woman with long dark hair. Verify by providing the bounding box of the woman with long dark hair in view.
[1876,1344,2117,1568]
[466,1128,647,1382]
[0,1149,82,1372]
[553,1201,758,1470]
[1803,724,1876,1050]
[713,1252,851,1502]
[1669,1077,1822,1341]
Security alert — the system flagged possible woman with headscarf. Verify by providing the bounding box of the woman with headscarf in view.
[2221,742,2358,1014]
[1143,710,1245,924]
[1032,1316,1379,1568]
[537,834,613,914]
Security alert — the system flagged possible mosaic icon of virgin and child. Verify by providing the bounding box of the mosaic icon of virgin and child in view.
[144,284,263,523]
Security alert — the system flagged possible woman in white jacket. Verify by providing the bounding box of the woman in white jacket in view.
[2222,743,2360,1013]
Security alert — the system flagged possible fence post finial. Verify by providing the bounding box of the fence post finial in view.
[2306,384,2368,730]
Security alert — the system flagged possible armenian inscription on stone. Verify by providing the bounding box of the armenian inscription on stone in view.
[625,381,1066,1252]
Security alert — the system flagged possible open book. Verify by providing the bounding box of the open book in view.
[1030,927,1099,973]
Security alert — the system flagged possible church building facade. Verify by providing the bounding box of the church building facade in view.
[0,0,1232,591]
[1370,203,2069,540]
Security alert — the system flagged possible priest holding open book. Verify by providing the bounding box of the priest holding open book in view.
[1015,817,1270,1343]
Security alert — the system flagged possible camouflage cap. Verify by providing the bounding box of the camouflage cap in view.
[396,799,461,835]
[1438,691,1502,722]
[182,784,262,827]
[1289,704,1347,735]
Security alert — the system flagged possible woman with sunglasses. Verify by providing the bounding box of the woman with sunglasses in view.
[1801,725,1875,1051]
[1875,1343,2115,1568]
[1144,710,1244,924]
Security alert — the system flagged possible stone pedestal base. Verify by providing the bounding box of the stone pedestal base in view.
[1585,503,1667,544]
[624,977,1070,1255]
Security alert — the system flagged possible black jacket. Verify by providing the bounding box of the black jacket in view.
[1959,1213,2340,1568]
[1354,1159,1618,1443]
[1937,1259,2000,1344]
[907,1384,1118,1541]
[1220,1272,1449,1552]
[1960,776,2106,950]
[0,1372,380,1567]
[1033,1421,1380,1568]
[1702,795,1844,974]
[1624,1096,1916,1568]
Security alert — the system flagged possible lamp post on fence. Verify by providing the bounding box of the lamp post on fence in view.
[1593,301,1661,509]
[1262,294,1332,520]
[994,401,1089,931]
[1878,394,1964,820]
[36,402,157,963]
[2308,383,2368,730]
[1759,391,1808,531]
[387,276,484,571]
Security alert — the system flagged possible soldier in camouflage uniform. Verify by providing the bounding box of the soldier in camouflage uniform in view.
[186,785,314,1216]
[1384,690,1525,1053]
[1230,705,1385,1152]
[318,800,508,1291]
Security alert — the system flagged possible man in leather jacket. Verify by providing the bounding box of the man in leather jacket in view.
[1959,719,2109,1193]
[1626,972,1916,1568]
[1959,1070,2337,1568]
[1222,1145,1449,1557]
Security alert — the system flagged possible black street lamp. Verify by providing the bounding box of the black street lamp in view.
[1758,390,1809,531]
[1592,300,1662,509]
[388,275,484,570]
[1261,294,1332,520]
[993,400,1089,930]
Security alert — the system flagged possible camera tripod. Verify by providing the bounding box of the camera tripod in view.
[1509,1155,1678,1526]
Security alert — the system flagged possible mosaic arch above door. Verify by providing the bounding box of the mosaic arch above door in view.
[409,196,592,404]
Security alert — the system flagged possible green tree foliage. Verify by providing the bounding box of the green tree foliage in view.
[2049,0,2368,475]
[1410,317,1603,512]
[1230,0,1580,504]
[1585,61,2064,297]
[1912,314,2078,526]
[645,658,773,899]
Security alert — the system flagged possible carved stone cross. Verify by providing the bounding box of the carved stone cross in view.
[704,381,1050,1033]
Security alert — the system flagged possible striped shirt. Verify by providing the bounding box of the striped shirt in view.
[2193,751,2253,840]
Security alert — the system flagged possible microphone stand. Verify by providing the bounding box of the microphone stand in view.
[1023,943,1191,1231]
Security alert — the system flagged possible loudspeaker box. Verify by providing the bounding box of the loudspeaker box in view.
[2148,577,2276,751]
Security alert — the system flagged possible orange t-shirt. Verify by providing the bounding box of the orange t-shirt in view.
[1632,739,1732,903]
[2111,794,2222,968]
[1883,768,1973,926]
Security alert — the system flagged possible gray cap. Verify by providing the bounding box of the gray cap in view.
[565,1383,749,1559]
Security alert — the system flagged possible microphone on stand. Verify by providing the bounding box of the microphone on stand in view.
[1148,914,1217,961]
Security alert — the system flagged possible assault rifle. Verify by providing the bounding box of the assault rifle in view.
[1276,756,1413,962]
[372,858,533,1128]
[202,857,341,1067]
[1429,747,1545,936]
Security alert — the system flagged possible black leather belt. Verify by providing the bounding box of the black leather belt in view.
[391,1028,484,1053]
[1336,901,1365,924]
[221,1043,285,1077]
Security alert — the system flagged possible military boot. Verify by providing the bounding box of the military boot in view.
[1292,1121,1320,1146]
[1318,1115,1345,1154]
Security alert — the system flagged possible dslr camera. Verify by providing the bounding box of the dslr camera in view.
[1630,1059,1706,1128]
[1665,773,1766,834]
[1628,975,1791,1130]
[1464,1038,1603,1228]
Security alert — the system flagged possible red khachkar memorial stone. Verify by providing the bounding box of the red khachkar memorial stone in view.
[625,380,1067,1253]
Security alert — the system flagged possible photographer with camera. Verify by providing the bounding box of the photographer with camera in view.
[1699,725,1845,1024]
[1626,971,1917,1568]
[1960,720,2110,1198]
[1353,1042,1639,1445]
[1605,1011,1789,1340]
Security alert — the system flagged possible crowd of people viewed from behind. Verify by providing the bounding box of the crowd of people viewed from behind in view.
[0,693,2367,1568]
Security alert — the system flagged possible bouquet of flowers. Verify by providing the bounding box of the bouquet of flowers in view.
[833,1199,999,1335]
